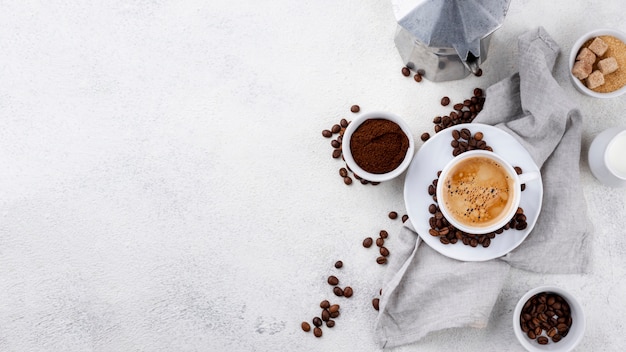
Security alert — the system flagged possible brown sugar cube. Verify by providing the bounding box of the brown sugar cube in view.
[588,37,609,56]
[597,57,619,75]
[572,60,593,80]
[576,47,597,65]
[586,70,605,89]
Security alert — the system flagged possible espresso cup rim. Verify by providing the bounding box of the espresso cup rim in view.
[436,150,521,234]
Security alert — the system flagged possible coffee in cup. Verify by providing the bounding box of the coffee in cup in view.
[436,150,539,234]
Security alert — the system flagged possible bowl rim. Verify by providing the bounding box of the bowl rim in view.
[569,28,626,98]
[513,285,586,352]
[341,111,415,182]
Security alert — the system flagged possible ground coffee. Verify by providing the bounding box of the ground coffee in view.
[350,119,409,174]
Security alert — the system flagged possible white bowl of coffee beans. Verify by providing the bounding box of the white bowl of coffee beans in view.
[569,28,626,98]
[341,111,415,182]
[513,286,585,352]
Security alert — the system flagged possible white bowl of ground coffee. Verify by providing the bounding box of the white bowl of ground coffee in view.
[341,111,415,182]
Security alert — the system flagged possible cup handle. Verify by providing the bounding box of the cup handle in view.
[518,171,540,184]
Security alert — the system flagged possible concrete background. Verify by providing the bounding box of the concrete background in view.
[0,0,624,351]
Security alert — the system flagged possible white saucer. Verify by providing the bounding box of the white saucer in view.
[403,123,543,261]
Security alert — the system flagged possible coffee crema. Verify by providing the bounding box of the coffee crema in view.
[441,155,514,228]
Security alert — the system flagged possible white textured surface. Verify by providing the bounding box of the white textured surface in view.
[0,1,625,351]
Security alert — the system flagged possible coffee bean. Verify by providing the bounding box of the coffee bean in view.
[402,214,409,223]
[350,105,360,113]
[343,176,352,185]
[343,286,353,298]
[433,116,442,124]
[320,300,330,309]
[379,247,389,257]
[313,327,322,337]
[537,336,549,345]
[474,132,483,141]
[328,304,340,313]
[376,237,384,247]
[379,230,388,239]
[474,68,483,77]
[547,326,557,337]
[428,204,437,214]
[330,140,340,149]
[388,211,398,219]
[372,298,380,311]
[460,128,471,140]
[327,276,339,286]
[421,132,430,142]
[331,124,341,133]
[363,237,373,248]
[321,309,330,321]
[332,149,341,159]
[326,320,335,328]
[527,330,536,339]
[301,321,311,332]
[453,103,464,111]
[552,334,562,343]
[414,73,422,82]
[401,66,410,76]
[334,260,343,269]
[376,256,387,265]
[333,287,343,296]
[313,317,322,327]
[441,96,450,106]
[339,168,348,177]
[330,310,339,318]
[322,129,332,138]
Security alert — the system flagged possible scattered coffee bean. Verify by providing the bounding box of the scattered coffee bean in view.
[388,211,398,219]
[329,304,340,313]
[376,256,387,265]
[537,336,549,345]
[402,214,409,223]
[379,247,390,257]
[474,68,483,77]
[343,286,353,298]
[379,230,388,239]
[332,149,341,159]
[350,105,360,113]
[401,66,410,77]
[320,300,330,309]
[372,298,380,311]
[340,118,349,128]
[339,168,348,177]
[441,96,451,106]
[313,317,322,327]
[376,237,384,247]
[421,132,430,142]
[334,260,343,269]
[327,276,339,286]
[331,124,341,133]
[414,73,422,82]
[326,320,335,328]
[301,321,311,332]
[333,287,343,296]
[322,129,332,138]
[313,327,322,337]
[321,309,330,321]
[363,237,373,248]
[343,176,352,185]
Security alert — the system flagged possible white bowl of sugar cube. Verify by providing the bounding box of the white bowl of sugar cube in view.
[569,28,626,98]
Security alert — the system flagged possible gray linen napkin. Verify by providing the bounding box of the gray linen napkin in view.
[374,27,592,348]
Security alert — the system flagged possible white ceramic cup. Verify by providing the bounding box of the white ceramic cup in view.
[436,150,540,234]
[588,127,626,187]
[513,286,586,352]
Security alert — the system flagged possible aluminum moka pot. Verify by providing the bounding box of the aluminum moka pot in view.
[392,0,511,82]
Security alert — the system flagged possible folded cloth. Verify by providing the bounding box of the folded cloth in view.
[374,27,592,349]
